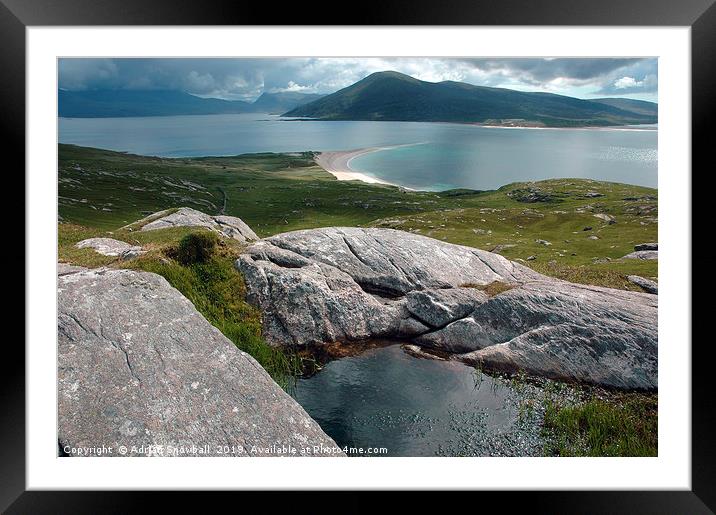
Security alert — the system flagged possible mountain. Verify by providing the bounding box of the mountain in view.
[589,97,658,117]
[252,92,325,114]
[283,71,658,127]
[59,89,324,118]
[58,89,254,118]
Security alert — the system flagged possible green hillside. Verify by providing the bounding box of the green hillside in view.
[590,97,658,117]
[284,71,657,127]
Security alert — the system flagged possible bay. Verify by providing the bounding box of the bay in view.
[59,114,657,190]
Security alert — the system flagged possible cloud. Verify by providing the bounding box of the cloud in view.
[269,81,312,93]
[453,57,657,100]
[614,76,641,89]
[59,58,119,90]
[459,57,642,83]
[597,72,658,95]
[59,58,270,100]
[58,57,658,102]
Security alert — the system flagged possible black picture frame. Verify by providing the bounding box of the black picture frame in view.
[5,0,713,511]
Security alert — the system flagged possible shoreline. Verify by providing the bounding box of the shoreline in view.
[472,123,658,132]
[314,147,400,187]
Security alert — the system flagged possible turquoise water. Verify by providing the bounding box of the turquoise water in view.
[59,114,657,190]
[350,129,657,190]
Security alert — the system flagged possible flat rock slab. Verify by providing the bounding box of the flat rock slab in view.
[76,238,145,259]
[238,227,658,390]
[140,207,258,242]
[622,250,658,260]
[634,242,658,251]
[58,266,342,457]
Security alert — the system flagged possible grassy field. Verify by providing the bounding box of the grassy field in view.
[59,144,657,289]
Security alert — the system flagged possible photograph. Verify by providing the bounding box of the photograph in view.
[56,56,659,458]
[1,0,710,504]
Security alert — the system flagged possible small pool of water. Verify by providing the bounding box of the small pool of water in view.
[291,345,548,457]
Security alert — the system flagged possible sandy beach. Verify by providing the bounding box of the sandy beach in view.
[314,148,396,186]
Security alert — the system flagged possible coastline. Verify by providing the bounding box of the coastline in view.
[314,148,398,186]
[471,122,658,132]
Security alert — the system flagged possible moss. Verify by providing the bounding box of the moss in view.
[461,280,516,297]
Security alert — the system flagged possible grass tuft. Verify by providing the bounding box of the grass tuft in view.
[542,395,657,457]
[176,231,219,265]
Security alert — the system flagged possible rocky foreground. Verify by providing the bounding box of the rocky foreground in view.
[58,264,342,456]
[58,209,658,457]
[237,227,658,390]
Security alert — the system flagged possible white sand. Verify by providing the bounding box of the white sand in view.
[314,148,396,186]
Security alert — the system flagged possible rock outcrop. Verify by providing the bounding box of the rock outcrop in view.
[627,275,658,294]
[237,227,658,390]
[58,266,342,457]
[75,237,145,260]
[622,250,658,260]
[140,207,258,242]
[623,242,658,260]
[594,213,616,224]
[447,281,657,389]
[635,242,658,251]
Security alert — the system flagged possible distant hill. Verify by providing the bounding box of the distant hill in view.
[589,98,658,117]
[252,92,325,114]
[283,71,658,127]
[58,90,252,118]
[59,89,323,118]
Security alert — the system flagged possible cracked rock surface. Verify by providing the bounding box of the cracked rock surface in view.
[58,265,343,456]
[140,207,258,242]
[237,227,657,390]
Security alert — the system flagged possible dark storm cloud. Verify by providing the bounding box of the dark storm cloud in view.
[58,57,658,101]
[59,58,276,100]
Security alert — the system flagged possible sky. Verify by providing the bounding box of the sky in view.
[58,57,658,103]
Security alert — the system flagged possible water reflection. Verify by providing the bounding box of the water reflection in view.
[292,345,548,457]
